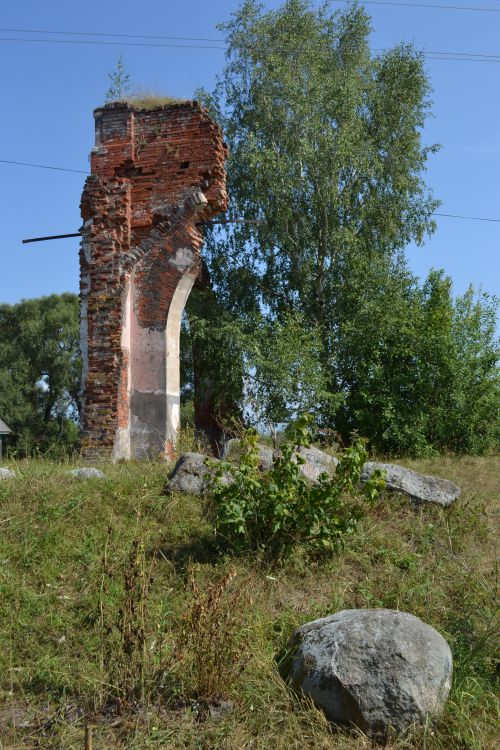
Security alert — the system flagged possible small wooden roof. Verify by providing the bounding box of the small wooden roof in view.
[0,418,12,435]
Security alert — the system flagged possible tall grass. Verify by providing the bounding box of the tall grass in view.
[0,456,497,748]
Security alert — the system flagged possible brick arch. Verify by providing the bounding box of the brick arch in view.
[79,102,227,459]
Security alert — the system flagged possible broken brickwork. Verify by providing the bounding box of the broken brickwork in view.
[80,101,227,459]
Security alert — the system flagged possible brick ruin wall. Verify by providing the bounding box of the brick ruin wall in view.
[79,102,228,459]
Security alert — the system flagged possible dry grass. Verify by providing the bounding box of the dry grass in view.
[125,88,190,110]
[0,455,497,749]
[173,566,252,700]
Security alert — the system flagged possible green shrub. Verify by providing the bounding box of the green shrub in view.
[207,416,385,559]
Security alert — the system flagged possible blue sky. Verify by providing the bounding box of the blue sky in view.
[0,0,498,309]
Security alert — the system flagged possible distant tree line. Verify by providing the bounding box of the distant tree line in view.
[0,294,81,456]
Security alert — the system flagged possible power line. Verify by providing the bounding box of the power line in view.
[1,159,499,223]
[1,26,499,62]
[433,212,500,223]
[0,37,226,50]
[0,159,89,174]
[330,1,500,11]
[0,27,224,43]
[2,28,500,60]
[419,50,500,59]
[2,28,499,61]
[420,55,500,62]
[0,36,499,63]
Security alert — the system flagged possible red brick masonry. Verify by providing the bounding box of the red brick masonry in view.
[80,101,227,459]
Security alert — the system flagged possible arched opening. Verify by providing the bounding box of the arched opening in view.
[122,267,196,460]
[179,309,195,430]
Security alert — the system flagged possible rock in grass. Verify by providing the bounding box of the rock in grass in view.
[295,445,338,482]
[0,467,16,480]
[166,452,232,496]
[289,608,452,738]
[66,467,106,479]
[361,462,460,506]
[222,439,338,480]
[222,438,274,470]
[169,443,340,496]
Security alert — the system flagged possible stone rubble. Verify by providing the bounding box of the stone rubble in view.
[221,439,338,480]
[168,445,459,507]
[166,452,236,496]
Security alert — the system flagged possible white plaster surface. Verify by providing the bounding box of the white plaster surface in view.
[112,266,195,459]
[113,426,131,460]
[130,319,166,392]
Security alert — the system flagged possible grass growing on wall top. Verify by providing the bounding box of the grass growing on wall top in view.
[125,89,190,109]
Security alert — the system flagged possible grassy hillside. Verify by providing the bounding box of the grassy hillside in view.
[0,456,498,749]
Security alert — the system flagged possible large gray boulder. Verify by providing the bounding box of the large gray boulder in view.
[361,462,460,506]
[0,467,16,480]
[167,452,233,496]
[66,467,106,480]
[289,608,452,738]
[295,446,338,482]
[222,439,338,481]
[222,438,274,471]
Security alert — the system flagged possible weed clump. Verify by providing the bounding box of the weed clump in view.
[174,566,251,700]
[207,415,386,559]
[98,531,157,708]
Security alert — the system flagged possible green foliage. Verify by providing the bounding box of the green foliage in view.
[242,313,336,437]
[195,0,499,456]
[105,55,131,103]
[201,0,438,329]
[207,415,385,558]
[0,293,81,456]
[339,269,500,455]
[124,91,188,109]
[185,303,333,437]
[182,284,245,426]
